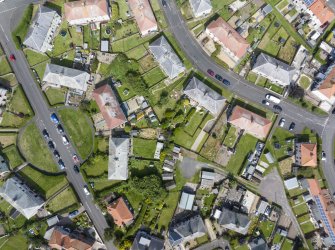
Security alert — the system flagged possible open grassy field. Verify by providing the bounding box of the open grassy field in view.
[184,110,207,136]
[46,186,79,213]
[2,144,24,169]
[82,154,108,177]
[0,56,12,76]
[133,138,157,159]
[45,87,66,106]
[19,123,58,172]
[142,67,166,87]
[24,49,49,66]
[20,166,68,199]
[58,109,94,159]
[0,232,28,250]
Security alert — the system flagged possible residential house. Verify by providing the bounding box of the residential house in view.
[178,191,195,210]
[0,155,9,178]
[307,179,335,245]
[23,5,61,53]
[107,197,134,227]
[241,190,260,214]
[48,226,95,250]
[217,207,251,235]
[168,214,207,247]
[257,200,270,216]
[42,64,89,94]
[184,77,226,116]
[251,53,296,86]
[64,0,110,27]
[309,0,335,27]
[189,0,212,18]
[295,142,317,167]
[248,237,269,250]
[128,0,158,36]
[108,137,129,180]
[131,230,164,250]
[284,177,300,190]
[92,84,127,130]
[200,171,215,188]
[205,17,249,66]
[154,142,164,160]
[0,176,44,219]
[228,105,272,140]
[149,36,185,79]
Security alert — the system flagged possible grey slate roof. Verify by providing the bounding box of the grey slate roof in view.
[184,77,225,116]
[248,237,269,250]
[131,230,164,250]
[169,214,206,246]
[108,137,129,180]
[0,155,9,174]
[179,192,195,210]
[149,36,185,79]
[43,63,89,92]
[218,207,251,235]
[189,0,212,16]
[252,53,296,86]
[23,6,60,53]
[0,177,44,219]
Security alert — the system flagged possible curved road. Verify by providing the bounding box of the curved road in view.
[0,1,115,249]
[159,1,335,193]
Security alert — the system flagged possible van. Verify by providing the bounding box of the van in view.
[265,94,281,104]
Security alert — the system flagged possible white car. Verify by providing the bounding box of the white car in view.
[62,135,69,145]
[83,186,90,195]
[322,151,326,161]
[279,118,285,127]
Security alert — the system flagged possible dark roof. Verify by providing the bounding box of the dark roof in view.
[248,237,269,250]
[131,230,164,250]
[218,207,250,235]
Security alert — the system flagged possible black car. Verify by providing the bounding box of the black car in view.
[162,0,166,7]
[53,150,60,159]
[215,74,223,81]
[48,141,55,150]
[222,79,230,86]
[58,160,65,170]
[57,124,64,133]
[289,122,295,131]
[332,108,335,114]
[73,165,80,173]
[273,105,282,114]
[42,129,49,139]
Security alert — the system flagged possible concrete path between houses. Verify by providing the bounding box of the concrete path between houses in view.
[191,129,206,151]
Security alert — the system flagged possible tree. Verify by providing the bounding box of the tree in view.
[158,90,169,107]
[182,98,190,107]
[164,109,175,119]
[289,85,305,99]
[104,228,114,241]
[129,175,167,202]
[124,124,131,133]
[173,113,185,124]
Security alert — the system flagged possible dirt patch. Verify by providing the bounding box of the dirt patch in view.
[139,128,157,139]
[0,134,17,148]
[278,157,293,177]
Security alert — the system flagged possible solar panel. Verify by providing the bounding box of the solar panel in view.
[303,0,315,7]
[314,196,335,243]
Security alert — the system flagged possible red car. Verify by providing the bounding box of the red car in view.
[207,69,215,77]
[72,154,80,164]
[9,54,15,61]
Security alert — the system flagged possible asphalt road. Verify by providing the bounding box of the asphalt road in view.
[160,0,335,195]
[0,2,115,249]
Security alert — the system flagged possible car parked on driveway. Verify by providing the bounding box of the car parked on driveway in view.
[68,210,79,219]
[207,69,215,76]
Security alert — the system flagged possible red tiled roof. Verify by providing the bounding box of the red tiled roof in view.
[318,67,335,99]
[64,0,109,22]
[228,106,272,139]
[92,84,127,130]
[48,228,93,250]
[128,0,157,36]
[206,17,249,59]
[309,0,335,26]
[299,143,317,167]
[107,197,133,227]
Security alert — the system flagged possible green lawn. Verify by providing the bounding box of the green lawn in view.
[46,186,79,213]
[173,127,201,149]
[142,67,166,87]
[293,203,309,216]
[0,233,28,250]
[225,134,259,174]
[0,133,17,148]
[270,127,294,161]
[259,220,275,238]
[111,33,154,52]
[297,214,311,223]
[281,238,293,250]
[288,187,307,197]
[24,49,49,66]
[299,75,311,90]
[133,138,157,159]
[184,110,207,136]
[300,221,315,234]
[45,87,66,106]
[125,44,148,60]
[32,60,49,79]
[0,56,12,76]
[19,122,58,172]
[2,145,24,169]
[20,166,68,199]
[223,126,237,148]
[82,154,108,177]
[58,109,94,159]
[1,86,33,128]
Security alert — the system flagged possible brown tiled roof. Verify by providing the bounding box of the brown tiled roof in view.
[206,17,249,59]
[228,106,272,139]
[107,197,133,227]
[309,0,335,26]
[128,0,157,35]
[92,84,127,130]
[299,143,317,167]
[64,0,109,22]
[48,228,93,250]
[318,67,335,99]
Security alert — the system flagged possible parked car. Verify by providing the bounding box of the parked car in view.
[289,122,295,131]
[50,113,59,124]
[265,94,281,104]
[322,151,326,161]
[332,108,335,114]
[58,159,65,170]
[68,210,79,219]
[53,150,60,159]
[57,124,64,133]
[48,141,55,150]
[279,118,285,127]
[62,135,69,145]
[207,69,215,76]
[72,154,79,164]
[222,79,230,86]
[83,185,90,195]
[262,100,270,106]
[162,0,166,7]
[42,129,49,139]
[9,54,15,61]
[73,165,80,173]
[215,74,223,81]
[273,105,282,114]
